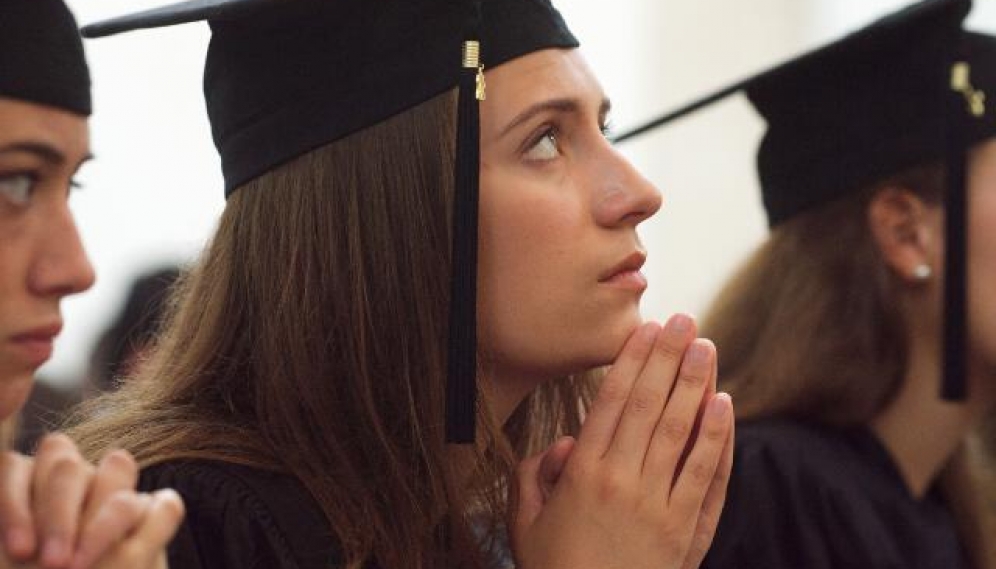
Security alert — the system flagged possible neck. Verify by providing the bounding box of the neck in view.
[870,336,994,498]
[481,363,550,428]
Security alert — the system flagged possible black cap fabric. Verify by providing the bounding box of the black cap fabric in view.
[83,0,578,196]
[82,0,579,443]
[746,1,992,226]
[0,0,91,116]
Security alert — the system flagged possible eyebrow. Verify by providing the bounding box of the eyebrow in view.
[0,141,93,169]
[499,97,613,138]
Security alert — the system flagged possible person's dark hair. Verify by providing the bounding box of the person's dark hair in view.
[66,90,597,569]
[87,267,181,394]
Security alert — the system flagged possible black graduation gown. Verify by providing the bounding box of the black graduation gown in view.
[702,419,968,569]
[138,460,344,569]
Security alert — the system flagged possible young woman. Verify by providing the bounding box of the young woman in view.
[67,0,735,568]
[680,2,996,567]
[0,1,183,568]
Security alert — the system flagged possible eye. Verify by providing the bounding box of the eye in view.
[524,128,559,162]
[0,173,37,206]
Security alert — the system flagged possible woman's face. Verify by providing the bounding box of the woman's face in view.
[477,49,661,388]
[0,97,94,419]
[967,138,996,378]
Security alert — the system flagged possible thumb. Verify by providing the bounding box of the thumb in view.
[510,436,576,543]
[538,436,575,501]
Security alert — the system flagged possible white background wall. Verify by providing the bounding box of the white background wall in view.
[45,0,996,386]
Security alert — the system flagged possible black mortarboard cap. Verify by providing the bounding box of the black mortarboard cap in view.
[614,0,996,402]
[0,0,91,116]
[82,0,579,443]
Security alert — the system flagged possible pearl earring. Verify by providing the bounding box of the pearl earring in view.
[912,264,932,281]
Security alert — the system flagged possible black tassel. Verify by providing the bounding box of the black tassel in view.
[941,59,972,402]
[445,41,482,443]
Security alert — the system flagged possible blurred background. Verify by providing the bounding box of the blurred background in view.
[45,0,996,392]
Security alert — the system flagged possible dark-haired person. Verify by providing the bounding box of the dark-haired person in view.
[0,1,183,568]
[66,0,735,568]
[615,0,996,567]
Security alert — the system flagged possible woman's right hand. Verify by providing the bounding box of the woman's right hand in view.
[511,315,734,569]
[0,434,183,569]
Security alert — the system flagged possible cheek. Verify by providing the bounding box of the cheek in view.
[476,174,643,375]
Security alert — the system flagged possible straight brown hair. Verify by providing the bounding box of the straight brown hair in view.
[66,90,598,569]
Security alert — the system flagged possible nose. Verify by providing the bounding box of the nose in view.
[28,202,96,299]
[592,146,663,228]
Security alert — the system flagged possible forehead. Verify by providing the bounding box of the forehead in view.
[0,97,89,156]
[481,48,605,126]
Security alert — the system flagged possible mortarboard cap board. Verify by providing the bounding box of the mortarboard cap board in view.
[82,0,580,443]
[0,0,91,116]
[614,0,996,402]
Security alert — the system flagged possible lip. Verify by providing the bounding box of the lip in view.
[599,251,648,290]
[8,321,62,368]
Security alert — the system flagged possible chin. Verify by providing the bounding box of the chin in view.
[574,308,645,369]
[0,372,35,421]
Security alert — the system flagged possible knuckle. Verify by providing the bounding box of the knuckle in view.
[676,369,706,389]
[37,433,76,456]
[48,454,93,483]
[106,491,144,518]
[596,377,630,406]
[656,340,685,362]
[628,385,665,414]
[101,449,138,475]
[594,469,629,502]
[157,492,186,524]
[659,416,692,444]
[686,458,715,486]
[702,419,729,443]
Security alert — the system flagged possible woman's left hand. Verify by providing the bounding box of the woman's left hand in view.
[0,433,182,569]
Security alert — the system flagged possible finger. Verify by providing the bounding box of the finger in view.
[91,490,184,569]
[676,344,718,477]
[33,435,94,569]
[80,451,139,528]
[0,452,38,561]
[643,339,715,490]
[69,492,152,569]
[604,314,695,471]
[537,436,575,501]
[669,393,732,519]
[574,322,661,459]
[681,413,734,569]
[510,452,546,542]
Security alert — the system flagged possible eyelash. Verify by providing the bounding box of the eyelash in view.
[0,172,85,207]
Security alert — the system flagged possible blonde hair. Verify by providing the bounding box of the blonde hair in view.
[66,90,597,569]
[702,161,996,568]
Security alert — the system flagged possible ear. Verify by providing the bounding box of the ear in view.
[866,187,938,284]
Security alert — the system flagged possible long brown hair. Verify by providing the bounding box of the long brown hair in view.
[701,161,996,568]
[66,90,597,569]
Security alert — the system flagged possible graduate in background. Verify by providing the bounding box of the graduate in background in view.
[0,1,183,568]
[66,0,735,568]
[616,0,996,566]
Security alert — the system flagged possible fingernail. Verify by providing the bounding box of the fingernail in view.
[641,321,662,341]
[5,527,33,557]
[667,313,692,334]
[41,536,68,566]
[688,340,712,364]
[707,393,731,418]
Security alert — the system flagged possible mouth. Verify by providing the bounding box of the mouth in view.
[8,321,62,368]
[599,251,648,290]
